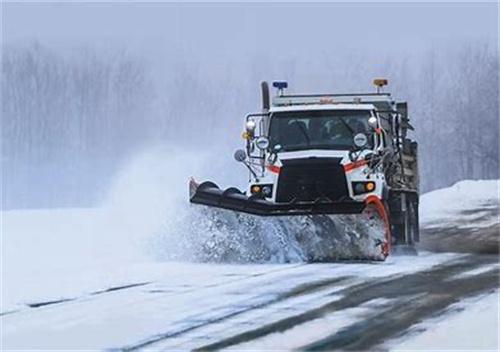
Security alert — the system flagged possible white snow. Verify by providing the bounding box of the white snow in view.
[1,207,155,313]
[420,179,500,228]
[389,290,499,351]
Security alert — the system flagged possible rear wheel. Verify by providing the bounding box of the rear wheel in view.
[406,194,419,243]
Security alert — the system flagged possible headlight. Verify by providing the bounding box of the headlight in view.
[262,185,272,197]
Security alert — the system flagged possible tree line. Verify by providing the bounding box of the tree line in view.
[1,41,498,208]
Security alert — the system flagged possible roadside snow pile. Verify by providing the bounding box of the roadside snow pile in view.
[420,179,499,229]
[419,179,499,253]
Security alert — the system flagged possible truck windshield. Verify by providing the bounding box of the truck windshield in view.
[268,110,372,152]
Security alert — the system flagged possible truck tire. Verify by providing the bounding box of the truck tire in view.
[389,192,418,246]
[407,194,419,243]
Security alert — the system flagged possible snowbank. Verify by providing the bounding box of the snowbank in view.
[420,179,499,228]
[419,179,499,254]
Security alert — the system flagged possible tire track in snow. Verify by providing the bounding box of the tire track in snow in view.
[2,263,317,350]
[302,270,498,350]
[194,254,498,351]
[119,275,352,351]
[5,264,307,318]
[2,254,479,351]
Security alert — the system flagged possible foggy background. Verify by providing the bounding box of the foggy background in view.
[2,2,498,209]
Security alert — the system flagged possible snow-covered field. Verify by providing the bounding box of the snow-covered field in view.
[1,163,499,350]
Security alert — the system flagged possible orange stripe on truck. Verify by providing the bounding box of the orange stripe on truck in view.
[266,165,281,174]
[343,160,368,172]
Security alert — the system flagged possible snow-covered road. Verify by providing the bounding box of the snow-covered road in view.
[1,252,498,350]
[1,179,499,350]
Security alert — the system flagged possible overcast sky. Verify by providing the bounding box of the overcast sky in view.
[3,2,498,57]
[3,2,497,107]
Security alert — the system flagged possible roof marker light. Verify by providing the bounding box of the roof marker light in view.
[272,81,288,96]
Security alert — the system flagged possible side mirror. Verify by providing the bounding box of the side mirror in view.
[353,133,368,149]
[368,116,378,129]
[272,144,282,153]
[234,149,247,162]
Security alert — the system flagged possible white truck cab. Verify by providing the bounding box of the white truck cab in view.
[241,83,396,209]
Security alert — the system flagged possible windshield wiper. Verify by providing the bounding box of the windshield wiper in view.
[338,117,354,134]
[294,122,310,146]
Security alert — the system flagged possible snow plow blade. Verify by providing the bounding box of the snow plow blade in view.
[189,180,365,216]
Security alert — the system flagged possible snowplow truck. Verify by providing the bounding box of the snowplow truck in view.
[190,80,419,260]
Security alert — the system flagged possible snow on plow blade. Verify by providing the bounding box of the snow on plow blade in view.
[189,180,365,216]
[188,179,390,261]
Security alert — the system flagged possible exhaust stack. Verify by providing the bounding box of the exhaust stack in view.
[261,81,270,111]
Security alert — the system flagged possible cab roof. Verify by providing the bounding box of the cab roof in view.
[269,103,376,113]
[271,92,397,113]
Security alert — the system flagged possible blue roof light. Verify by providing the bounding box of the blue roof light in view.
[272,81,288,90]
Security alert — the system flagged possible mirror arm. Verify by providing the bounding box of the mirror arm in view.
[243,161,259,181]
[349,148,363,162]
[268,151,278,164]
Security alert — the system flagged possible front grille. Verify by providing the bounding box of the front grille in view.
[276,157,349,203]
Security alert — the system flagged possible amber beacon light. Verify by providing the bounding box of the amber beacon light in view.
[373,78,388,93]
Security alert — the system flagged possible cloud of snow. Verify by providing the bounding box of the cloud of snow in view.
[100,145,387,264]
[100,144,214,262]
